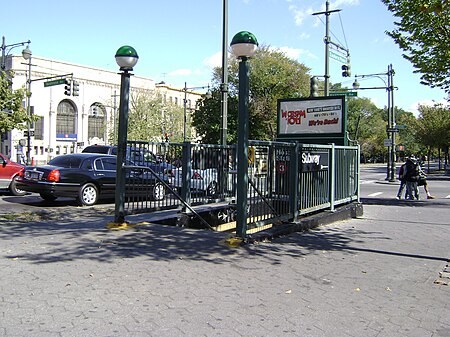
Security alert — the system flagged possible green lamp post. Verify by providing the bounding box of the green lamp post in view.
[230,31,258,239]
[114,45,138,224]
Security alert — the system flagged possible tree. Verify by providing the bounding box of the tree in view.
[414,103,450,166]
[347,97,387,162]
[193,45,311,143]
[382,0,450,91]
[0,71,30,136]
[110,91,185,143]
[191,88,239,144]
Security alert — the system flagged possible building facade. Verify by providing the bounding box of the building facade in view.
[2,55,201,164]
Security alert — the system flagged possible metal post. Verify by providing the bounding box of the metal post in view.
[26,56,32,165]
[220,0,229,145]
[183,82,187,142]
[389,64,396,182]
[1,36,5,70]
[386,65,392,181]
[324,0,330,96]
[236,57,249,239]
[114,70,131,224]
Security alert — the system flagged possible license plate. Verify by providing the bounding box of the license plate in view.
[25,171,42,181]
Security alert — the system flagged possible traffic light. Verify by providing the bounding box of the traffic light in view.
[72,80,80,96]
[310,76,319,97]
[342,58,351,77]
[64,79,72,96]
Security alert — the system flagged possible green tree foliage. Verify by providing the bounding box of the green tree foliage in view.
[0,71,30,135]
[347,97,387,162]
[394,108,419,156]
[414,103,450,156]
[382,0,450,91]
[193,46,311,143]
[191,88,239,144]
[124,91,184,142]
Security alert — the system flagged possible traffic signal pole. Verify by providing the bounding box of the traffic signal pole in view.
[313,1,341,96]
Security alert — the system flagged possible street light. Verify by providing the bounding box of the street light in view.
[230,30,258,240]
[1,36,31,70]
[182,83,211,142]
[352,64,396,181]
[114,45,138,224]
[22,45,32,165]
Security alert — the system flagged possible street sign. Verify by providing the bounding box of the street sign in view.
[396,124,407,129]
[330,51,347,64]
[386,128,399,132]
[23,130,35,137]
[384,139,392,147]
[44,78,66,87]
[329,91,357,97]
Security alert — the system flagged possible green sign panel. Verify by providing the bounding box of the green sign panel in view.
[329,91,357,97]
[44,78,66,87]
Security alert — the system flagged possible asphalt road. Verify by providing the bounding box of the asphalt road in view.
[1,164,449,336]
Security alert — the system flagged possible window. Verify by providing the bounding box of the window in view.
[101,157,116,171]
[34,117,44,140]
[56,100,77,135]
[88,103,106,140]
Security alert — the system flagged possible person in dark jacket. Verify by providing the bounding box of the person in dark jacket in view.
[403,156,420,200]
[396,161,407,199]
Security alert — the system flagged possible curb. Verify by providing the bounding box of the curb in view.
[247,202,363,243]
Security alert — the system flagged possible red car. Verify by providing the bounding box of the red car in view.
[0,153,26,196]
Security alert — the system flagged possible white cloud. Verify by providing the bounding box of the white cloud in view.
[331,0,360,7]
[270,46,317,61]
[289,5,314,26]
[203,51,223,69]
[410,99,449,116]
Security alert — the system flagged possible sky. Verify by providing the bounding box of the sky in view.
[2,0,447,115]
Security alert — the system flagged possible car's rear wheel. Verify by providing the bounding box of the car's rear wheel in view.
[152,182,165,201]
[78,183,98,206]
[40,193,57,202]
[9,176,27,196]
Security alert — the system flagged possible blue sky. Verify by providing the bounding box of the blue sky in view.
[2,0,447,114]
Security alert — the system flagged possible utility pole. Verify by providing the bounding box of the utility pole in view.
[220,0,228,145]
[312,1,341,96]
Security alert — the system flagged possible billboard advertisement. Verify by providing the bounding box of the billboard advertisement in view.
[277,96,347,144]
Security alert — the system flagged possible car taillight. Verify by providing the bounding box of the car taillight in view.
[47,169,60,182]
[192,172,203,180]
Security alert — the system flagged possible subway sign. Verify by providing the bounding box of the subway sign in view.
[301,151,329,172]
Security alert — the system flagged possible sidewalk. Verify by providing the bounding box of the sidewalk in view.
[1,200,449,336]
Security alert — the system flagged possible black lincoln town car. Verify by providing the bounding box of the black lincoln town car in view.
[16,153,168,206]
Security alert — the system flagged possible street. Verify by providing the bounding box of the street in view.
[0,164,449,336]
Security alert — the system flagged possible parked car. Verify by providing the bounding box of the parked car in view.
[172,167,219,196]
[16,153,168,206]
[0,153,26,196]
[82,145,175,174]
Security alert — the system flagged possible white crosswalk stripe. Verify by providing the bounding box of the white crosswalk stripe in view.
[360,180,376,184]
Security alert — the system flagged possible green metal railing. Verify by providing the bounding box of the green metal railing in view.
[122,140,360,232]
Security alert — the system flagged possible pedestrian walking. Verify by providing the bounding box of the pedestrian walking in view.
[417,159,435,199]
[396,161,407,199]
[403,156,420,200]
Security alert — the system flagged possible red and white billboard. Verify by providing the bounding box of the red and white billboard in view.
[278,97,344,135]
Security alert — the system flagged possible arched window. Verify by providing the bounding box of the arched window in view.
[56,100,77,139]
[88,103,106,141]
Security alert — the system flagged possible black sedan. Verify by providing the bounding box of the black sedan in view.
[16,153,169,206]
